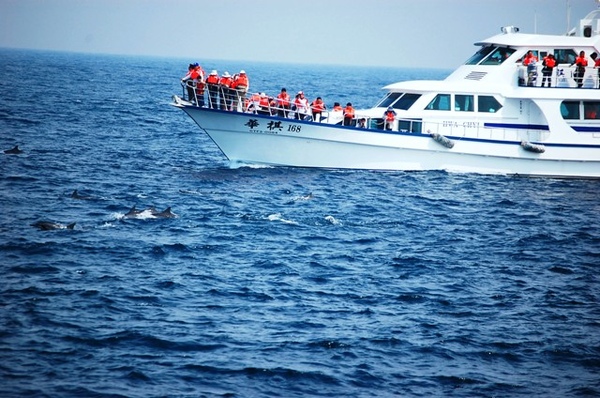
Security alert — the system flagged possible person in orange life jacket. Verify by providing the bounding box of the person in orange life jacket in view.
[522,50,538,86]
[591,52,600,89]
[294,91,310,120]
[246,92,261,113]
[205,70,220,108]
[311,97,326,122]
[343,103,355,126]
[332,102,343,112]
[218,71,233,110]
[181,63,200,103]
[230,70,249,111]
[572,50,588,88]
[384,106,397,130]
[276,88,291,117]
[540,54,556,87]
[257,93,271,115]
[194,64,206,107]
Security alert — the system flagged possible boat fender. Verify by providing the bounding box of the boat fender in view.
[520,140,545,153]
[429,131,454,149]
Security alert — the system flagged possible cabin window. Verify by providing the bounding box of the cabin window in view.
[584,101,600,120]
[480,47,516,65]
[398,119,422,133]
[393,93,421,110]
[455,95,474,112]
[465,46,495,65]
[561,101,580,119]
[426,94,451,111]
[478,96,502,113]
[554,49,577,65]
[377,92,402,108]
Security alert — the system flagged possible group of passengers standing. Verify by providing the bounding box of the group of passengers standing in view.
[522,50,600,88]
[181,63,364,126]
[247,88,359,126]
[181,63,248,110]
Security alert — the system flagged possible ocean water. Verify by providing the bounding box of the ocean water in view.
[1,48,599,398]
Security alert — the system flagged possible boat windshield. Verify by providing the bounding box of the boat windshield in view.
[377,92,402,108]
[465,46,515,66]
[376,93,421,110]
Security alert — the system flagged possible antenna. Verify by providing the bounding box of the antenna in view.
[566,0,571,32]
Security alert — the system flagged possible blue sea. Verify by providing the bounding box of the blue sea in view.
[1,48,599,398]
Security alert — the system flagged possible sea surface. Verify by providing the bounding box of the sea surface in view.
[1,48,599,398]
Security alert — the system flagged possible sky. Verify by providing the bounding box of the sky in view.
[0,0,596,69]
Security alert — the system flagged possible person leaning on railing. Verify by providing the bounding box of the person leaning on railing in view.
[592,52,600,89]
[218,71,233,111]
[572,51,588,88]
[206,70,220,108]
[231,70,249,112]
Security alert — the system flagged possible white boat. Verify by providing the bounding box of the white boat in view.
[172,7,600,178]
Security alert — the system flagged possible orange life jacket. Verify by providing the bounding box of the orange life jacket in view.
[344,106,355,118]
[206,74,219,85]
[234,74,249,89]
[277,93,290,107]
[259,96,269,107]
[575,56,588,67]
[311,100,325,113]
[385,110,396,122]
[543,56,556,68]
[523,54,537,66]
[333,105,343,111]
[219,77,232,88]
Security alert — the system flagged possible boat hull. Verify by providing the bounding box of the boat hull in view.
[176,103,600,178]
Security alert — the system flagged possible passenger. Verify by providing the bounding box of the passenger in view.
[218,71,233,111]
[181,63,202,104]
[343,102,355,126]
[246,92,261,113]
[357,118,367,128]
[206,70,220,108]
[311,97,326,122]
[231,70,249,112]
[194,64,206,107]
[294,91,310,120]
[384,106,397,130]
[257,93,271,115]
[541,54,556,87]
[522,50,538,86]
[572,51,588,88]
[332,102,343,112]
[276,88,291,117]
[592,52,600,89]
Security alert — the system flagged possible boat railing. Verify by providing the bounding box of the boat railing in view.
[517,64,600,88]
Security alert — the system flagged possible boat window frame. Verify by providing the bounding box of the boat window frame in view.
[465,45,496,65]
[561,100,580,120]
[376,92,403,108]
[583,101,600,120]
[480,47,516,65]
[477,95,502,113]
[425,94,452,111]
[393,93,422,110]
[455,94,475,112]
[554,49,578,65]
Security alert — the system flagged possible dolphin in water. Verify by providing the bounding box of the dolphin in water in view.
[124,205,177,219]
[4,145,23,154]
[151,206,176,218]
[70,189,92,200]
[31,221,76,231]
[124,205,145,218]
